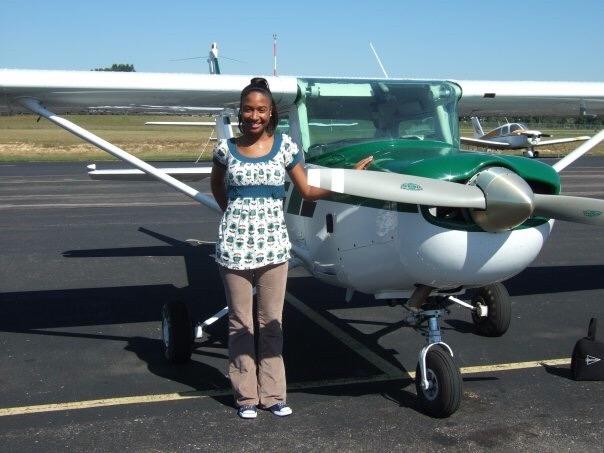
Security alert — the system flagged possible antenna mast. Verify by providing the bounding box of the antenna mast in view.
[369,42,389,78]
[273,33,277,76]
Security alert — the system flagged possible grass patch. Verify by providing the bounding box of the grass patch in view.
[0,114,216,162]
[0,114,601,162]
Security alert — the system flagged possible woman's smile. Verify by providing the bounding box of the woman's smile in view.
[241,91,271,136]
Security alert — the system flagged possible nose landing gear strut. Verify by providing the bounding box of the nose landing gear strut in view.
[408,308,462,418]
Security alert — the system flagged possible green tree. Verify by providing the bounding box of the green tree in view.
[92,63,135,72]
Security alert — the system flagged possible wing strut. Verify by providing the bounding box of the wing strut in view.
[18,97,220,213]
[552,129,604,172]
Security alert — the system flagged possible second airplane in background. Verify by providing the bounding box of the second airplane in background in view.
[461,117,590,157]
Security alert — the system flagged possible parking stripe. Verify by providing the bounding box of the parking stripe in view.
[0,357,571,417]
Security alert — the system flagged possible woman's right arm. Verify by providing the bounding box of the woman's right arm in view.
[210,164,228,212]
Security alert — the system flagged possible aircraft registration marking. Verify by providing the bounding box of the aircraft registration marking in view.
[0,357,571,417]
[400,182,423,191]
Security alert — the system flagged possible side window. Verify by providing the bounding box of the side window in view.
[398,116,435,140]
[509,124,520,133]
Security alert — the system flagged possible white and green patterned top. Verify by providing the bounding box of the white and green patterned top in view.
[213,133,302,270]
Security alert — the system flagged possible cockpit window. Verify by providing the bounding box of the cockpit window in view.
[296,78,461,156]
[509,124,521,133]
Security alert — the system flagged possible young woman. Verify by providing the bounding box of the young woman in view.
[211,78,372,419]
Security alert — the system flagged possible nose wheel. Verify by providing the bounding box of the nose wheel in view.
[416,345,462,417]
[411,309,462,418]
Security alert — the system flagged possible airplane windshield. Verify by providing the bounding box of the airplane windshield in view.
[296,78,461,155]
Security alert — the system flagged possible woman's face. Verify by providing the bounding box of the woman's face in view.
[240,91,272,136]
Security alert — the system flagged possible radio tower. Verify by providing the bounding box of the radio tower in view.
[273,33,277,76]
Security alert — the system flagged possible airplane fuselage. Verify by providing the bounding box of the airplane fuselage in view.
[285,189,553,299]
[282,132,560,299]
[480,133,539,149]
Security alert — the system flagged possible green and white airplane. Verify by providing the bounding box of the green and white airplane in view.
[2,69,604,417]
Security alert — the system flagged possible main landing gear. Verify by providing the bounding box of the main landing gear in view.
[161,301,228,364]
[407,282,511,417]
[470,283,511,337]
[161,301,193,363]
[161,282,511,419]
[523,148,540,158]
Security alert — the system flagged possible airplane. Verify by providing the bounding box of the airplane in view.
[461,117,591,157]
[171,42,226,75]
[2,68,604,418]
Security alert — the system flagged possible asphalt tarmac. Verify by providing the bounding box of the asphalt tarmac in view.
[0,159,603,452]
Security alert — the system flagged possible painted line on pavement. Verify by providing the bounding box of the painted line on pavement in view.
[0,202,197,209]
[0,358,571,417]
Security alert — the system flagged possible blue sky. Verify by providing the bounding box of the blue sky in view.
[2,0,603,80]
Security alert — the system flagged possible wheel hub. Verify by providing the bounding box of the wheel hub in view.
[474,300,488,317]
[422,368,439,401]
[162,315,170,348]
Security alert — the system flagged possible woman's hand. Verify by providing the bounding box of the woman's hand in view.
[354,156,373,170]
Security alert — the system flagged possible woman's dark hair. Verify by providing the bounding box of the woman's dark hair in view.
[238,77,279,135]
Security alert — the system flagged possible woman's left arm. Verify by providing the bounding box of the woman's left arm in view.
[288,156,374,201]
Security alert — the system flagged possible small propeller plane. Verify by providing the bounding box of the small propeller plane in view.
[461,116,591,157]
[2,68,604,418]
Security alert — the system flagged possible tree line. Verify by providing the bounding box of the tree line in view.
[92,63,135,72]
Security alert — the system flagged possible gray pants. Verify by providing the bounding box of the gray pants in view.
[219,262,288,408]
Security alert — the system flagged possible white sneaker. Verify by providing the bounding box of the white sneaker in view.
[237,405,257,419]
[267,402,292,417]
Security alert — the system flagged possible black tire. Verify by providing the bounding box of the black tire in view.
[471,283,511,337]
[415,346,462,418]
[161,301,193,363]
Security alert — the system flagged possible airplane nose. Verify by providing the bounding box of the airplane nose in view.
[468,167,535,232]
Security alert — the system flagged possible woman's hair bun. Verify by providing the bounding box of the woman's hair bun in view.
[249,77,270,90]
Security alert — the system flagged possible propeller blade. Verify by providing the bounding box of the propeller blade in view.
[533,194,604,226]
[307,168,486,209]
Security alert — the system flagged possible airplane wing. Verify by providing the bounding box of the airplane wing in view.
[145,121,218,126]
[534,136,591,147]
[87,164,212,181]
[144,121,239,131]
[2,70,604,117]
[0,69,299,114]
[457,80,604,117]
[460,136,511,149]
